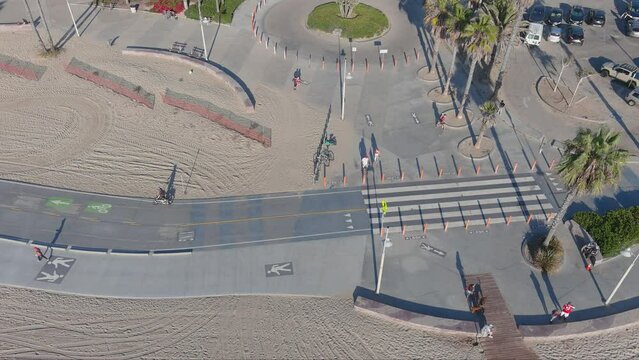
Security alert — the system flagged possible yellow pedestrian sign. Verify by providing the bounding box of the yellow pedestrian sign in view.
[381,200,388,215]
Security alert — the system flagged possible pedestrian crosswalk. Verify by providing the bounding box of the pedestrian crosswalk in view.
[362,173,555,232]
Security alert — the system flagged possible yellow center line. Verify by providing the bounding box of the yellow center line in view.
[168,207,366,227]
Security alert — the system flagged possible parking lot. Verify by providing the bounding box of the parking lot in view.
[503,0,639,153]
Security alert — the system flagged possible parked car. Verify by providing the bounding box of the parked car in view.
[627,18,639,37]
[569,5,586,24]
[626,0,639,19]
[600,62,639,88]
[565,25,584,45]
[528,4,546,23]
[626,88,639,106]
[525,23,544,45]
[586,9,606,26]
[547,8,563,26]
[547,26,562,42]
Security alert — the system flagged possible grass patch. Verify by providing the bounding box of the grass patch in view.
[573,207,639,257]
[529,236,564,273]
[307,2,389,39]
[185,0,245,24]
[39,47,64,58]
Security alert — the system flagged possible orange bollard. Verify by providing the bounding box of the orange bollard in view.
[494,164,500,174]
[401,171,405,181]
[438,168,443,177]
[362,174,366,185]
[336,58,339,70]
[380,227,385,236]
[476,165,481,175]
[322,57,325,70]
[381,172,385,182]
[365,58,369,73]
[343,175,347,187]
[526,214,533,224]
[457,167,462,177]
[420,168,424,179]
[486,218,491,228]
[351,58,354,73]
[513,162,518,173]
[402,225,406,235]
[423,223,428,233]
[404,51,409,64]
[414,47,419,60]
[464,220,469,229]
[530,160,537,171]
[284,46,287,60]
[259,32,263,44]
[323,176,326,189]
[549,159,556,170]
[506,215,512,225]
[392,55,397,67]
[380,56,384,71]
[444,221,449,232]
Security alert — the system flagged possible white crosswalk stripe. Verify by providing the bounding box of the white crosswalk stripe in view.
[362,173,555,232]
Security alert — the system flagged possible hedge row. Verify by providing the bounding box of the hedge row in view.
[573,206,639,257]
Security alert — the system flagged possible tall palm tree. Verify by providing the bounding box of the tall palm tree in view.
[36,0,55,50]
[424,0,451,74]
[543,127,629,247]
[475,101,497,149]
[481,0,517,69]
[22,0,48,52]
[441,2,472,96]
[458,14,498,115]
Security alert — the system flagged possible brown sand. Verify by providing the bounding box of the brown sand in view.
[0,33,355,198]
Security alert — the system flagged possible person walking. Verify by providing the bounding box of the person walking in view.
[498,100,505,115]
[480,324,494,338]
[362,156,370,170]
[374,148,380,163]
[438,113,447,129]
[33,247,48,261]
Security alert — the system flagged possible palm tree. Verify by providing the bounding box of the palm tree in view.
[491,0,532,100]
[475,101,497,149]
[481,0,517,69]
[569,69,594,107]
[543,127,629,247]
[36,0,55,50]
[424,0,451,74]
[22,0,48,52]
[458,14,498,115]
[441,2,472,96]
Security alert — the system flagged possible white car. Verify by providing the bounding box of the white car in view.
[548,26,562,42]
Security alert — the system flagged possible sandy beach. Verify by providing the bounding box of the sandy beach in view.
[0,33,355,199]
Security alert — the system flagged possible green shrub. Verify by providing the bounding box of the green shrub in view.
[306,3,389,39]
[530,236,564,273]
[573,206,639,257]
[184,0,244,24]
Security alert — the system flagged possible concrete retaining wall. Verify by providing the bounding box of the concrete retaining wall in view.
[0,53,47,80]
[163,88,271,147]
[122,46,255,112]
[64,57,155,109]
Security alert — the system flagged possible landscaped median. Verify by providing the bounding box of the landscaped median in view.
[573,206,639,257]
[163,89,271,147]
[0,53,47,80]
[307,2,389,39]
[65,57,155,108]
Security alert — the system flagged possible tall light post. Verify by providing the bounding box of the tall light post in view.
[197,0,209,59]
[605,248,639,305]
[65,0,79,37]
[375,226,392,294]
[340,49,352,121]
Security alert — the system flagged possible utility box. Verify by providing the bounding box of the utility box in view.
[525,23,544,46]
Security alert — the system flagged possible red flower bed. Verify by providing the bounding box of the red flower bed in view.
[151,0,185,13]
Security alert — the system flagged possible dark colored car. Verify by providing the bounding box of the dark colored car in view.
[626,0,639,19]
[547,8,563,26]
[569,5,586,24]
[528,4,546,23]
[566,25,585,45]
[586,9,606,26]
[628,18,639,37]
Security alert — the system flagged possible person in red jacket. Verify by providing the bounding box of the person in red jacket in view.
[550,302,575,323]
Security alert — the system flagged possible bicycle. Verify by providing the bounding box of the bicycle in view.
[316,146,335,167]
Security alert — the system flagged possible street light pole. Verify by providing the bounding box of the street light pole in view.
[605,249,639,305]
[375,226,392,294]
[65,0,79,37]
[197,0,209,59]
[341,49,347,121]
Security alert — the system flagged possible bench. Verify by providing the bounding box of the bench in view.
[170,42,187,53]
[191,46,204,59]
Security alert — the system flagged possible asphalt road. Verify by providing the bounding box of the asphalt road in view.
[0,180,369,251]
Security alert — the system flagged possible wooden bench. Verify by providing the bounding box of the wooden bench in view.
[170,42,187,53]
[191,47,204,59]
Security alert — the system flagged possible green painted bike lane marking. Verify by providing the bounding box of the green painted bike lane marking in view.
[84,202,112,214]
[45,197,74,210]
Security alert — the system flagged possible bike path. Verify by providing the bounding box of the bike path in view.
[0,180,369,251]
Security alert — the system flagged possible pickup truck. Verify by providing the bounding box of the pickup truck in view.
[600,62,639,88]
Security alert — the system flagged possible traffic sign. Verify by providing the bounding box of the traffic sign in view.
[45,197,73,210]
[84,202,112,214]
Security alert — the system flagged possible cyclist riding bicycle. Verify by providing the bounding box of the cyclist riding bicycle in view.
[324,133,337,146]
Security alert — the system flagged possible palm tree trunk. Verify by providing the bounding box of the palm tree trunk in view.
[491,3,525,100]
[429,37,441,73]
[543,187,577,247]
[569,77,585,107]
[22,0,48,52]
[475,123,487,149]
[459,56,478,118]
[442,44,458,95]
[36,0,55,50]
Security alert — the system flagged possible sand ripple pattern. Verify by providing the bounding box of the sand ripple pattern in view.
[0,286,483,359]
